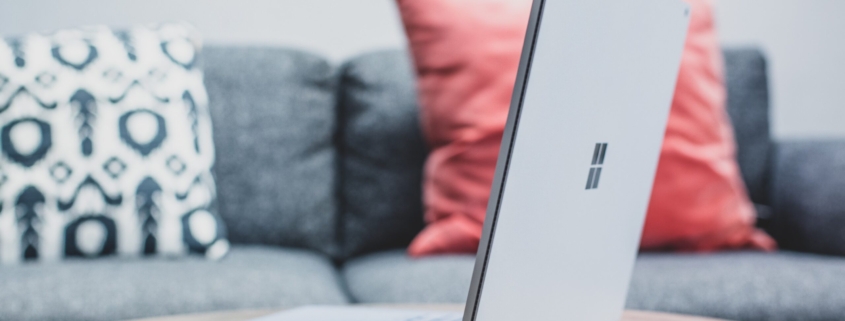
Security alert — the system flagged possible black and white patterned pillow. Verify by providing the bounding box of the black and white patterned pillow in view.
[0,23,228,263]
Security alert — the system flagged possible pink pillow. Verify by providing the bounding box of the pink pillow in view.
[400,0,775,256]
[398,0,532,256]
[641,0,775,252]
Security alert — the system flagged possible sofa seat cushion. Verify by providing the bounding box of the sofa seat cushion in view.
[628,251,845,321]
[343,250,475,304]
[0,245,348,321]
[342,250,845,321]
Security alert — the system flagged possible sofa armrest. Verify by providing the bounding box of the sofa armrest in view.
[769,140,845,256]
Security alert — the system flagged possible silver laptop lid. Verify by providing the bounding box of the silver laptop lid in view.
[464,1,691,320]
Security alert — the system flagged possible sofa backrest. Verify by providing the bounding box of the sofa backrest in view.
[202,46,772,260]
[723,48,773,207]
[336,51,427,259]
[203,46,340,257]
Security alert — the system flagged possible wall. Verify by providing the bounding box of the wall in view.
[1,0,842,139]
[0,0,407,62]
[715,0,845,139]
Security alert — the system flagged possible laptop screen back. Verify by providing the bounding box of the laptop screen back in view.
[464,1,691,320]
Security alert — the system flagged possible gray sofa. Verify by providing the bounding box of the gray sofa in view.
[2,46,844,321]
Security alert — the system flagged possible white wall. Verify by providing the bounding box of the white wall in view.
[1,0,842,139]
[715,0,845,139]
[0,0,407,62]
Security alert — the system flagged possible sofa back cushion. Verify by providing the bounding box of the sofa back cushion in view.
[338,47,774,256]
[203,46,338,256]
[723,48,773,208]
[337,51,427,259]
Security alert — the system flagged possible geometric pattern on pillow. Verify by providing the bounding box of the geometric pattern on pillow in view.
[0,22,227,264]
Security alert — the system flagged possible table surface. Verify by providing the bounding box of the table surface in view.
[129,304,728,321]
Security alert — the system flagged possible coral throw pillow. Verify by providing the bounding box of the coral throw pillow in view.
[641,0,775,252]
[398,0,532,256]
[401,0,775,257]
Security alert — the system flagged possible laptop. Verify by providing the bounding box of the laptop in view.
[256,0,690,320]
[464,0,689,320]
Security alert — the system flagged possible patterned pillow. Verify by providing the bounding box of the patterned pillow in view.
[0,23,228,264]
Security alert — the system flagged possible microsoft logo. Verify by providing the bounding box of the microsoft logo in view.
[585,143,608,190]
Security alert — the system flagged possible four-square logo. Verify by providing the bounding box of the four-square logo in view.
[586,143,608,190]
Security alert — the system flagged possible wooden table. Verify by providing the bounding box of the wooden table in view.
[129,304,729,321]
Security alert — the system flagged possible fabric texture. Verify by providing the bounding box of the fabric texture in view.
[203,46,339,257]
[0,245,348,321]
[343,250,845,321]
[343,250,475,303]
[723,48,773,207]
[627,252,845,321]
[641,0,774,252]
[0,23,227,263]
[769,140,845,256]
[337,51,428,259]
[396,0,533,257]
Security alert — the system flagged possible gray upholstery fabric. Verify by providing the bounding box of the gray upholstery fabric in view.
[723,48,773,207]
[343,251,845,321]
[628,252,845,321]
[343,250,475,303]
[203,46,339,256]
[337,51,428,259]
[0,246,348,321]
[769,140,845,256]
